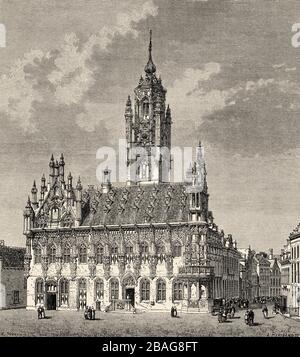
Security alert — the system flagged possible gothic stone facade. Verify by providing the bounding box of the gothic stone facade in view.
[23,33,240,312]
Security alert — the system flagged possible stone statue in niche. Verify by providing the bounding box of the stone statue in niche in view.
[190,283,197,300]
[200,284,207,299]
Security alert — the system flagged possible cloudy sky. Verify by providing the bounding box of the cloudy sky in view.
[1,0,300,251]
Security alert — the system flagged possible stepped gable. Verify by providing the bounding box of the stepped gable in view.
[81,183,190,226]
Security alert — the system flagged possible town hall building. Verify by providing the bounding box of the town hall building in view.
[23,32,240,313]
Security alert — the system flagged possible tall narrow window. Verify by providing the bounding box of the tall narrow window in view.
[36,278,44,305]
[78,278,87,309]
[34,246,42,264]
[13,291,20,304]
[60,279,69,306]
[140,279,150,301]
[141,242,149,254]
[110,279,119,301]
[173,242,182,257]
[96,245,103,264]
[173,282,183,300]
[156,244,165,255]
[156,279,166,301]
[126,245,133,255]
[95,279,104,301]
[49,246,56,264]
[143,101,149,116]
[79,245,87,264]
[63,245,71,263]
[111,244,118,255]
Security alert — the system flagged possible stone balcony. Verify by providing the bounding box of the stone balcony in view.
[177,265,214,278]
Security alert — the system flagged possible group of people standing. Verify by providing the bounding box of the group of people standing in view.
[84,306,96,320]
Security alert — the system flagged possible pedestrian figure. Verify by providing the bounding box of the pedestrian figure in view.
[171,306,174,317]
[84,306,89,320]
[262,304,268,319]
[173,305,178,317]
[249,310,254,325]
[91,306,96,320]
[37,305,42,319]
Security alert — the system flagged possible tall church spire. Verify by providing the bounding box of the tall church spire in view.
[144,29,156,75]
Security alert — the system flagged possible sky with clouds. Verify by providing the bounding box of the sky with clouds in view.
[0,0,300,252]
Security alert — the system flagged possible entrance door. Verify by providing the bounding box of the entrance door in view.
[47,293,57,310]
[126,288,135,307]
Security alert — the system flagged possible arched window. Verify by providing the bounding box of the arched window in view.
[110,279,119,301]
[51,207,59,221]
[63,245,71,263]
[143,101,149,116]
[140,242,149,254]
[156,243,165,255]
[34,246,42,264]
[156,279,166,301]
[140,279,150,301]
[60,279,69,306]
[36,278,44,305]
[173,242,182,257]
[79,245,87,264]
[95,279,104,301]
[126,244,133,255]
[173,281,183,300]
[96,245,103,264]
[49,246,56,264]
[78,278,87,309]
[111,244,118,255]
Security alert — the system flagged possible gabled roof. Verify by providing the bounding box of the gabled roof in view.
[81,183,190,226]
[0,245,25,268]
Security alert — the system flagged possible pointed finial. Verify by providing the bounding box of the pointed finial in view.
[198,140,202,147]
[144,29,156,75]
[68,172,72,179]
[149,29,152,55]
[49,154,54,167]
[33,180,36,188]
[26,195,31,208]
[59,153,65,165]
[76,176,82,190]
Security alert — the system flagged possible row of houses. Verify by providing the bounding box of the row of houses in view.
[278,228,300,316]
[238,248,281,302]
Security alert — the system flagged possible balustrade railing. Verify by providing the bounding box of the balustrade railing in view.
[178,265,214,276]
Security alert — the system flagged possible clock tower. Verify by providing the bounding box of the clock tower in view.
[125,30,172,185]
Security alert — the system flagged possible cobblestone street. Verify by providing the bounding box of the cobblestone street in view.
[0,308,299,337]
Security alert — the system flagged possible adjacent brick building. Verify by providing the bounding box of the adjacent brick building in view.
[0,240,26,309]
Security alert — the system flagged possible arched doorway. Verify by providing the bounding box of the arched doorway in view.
[45,280,57,310]
[122,274,136,306]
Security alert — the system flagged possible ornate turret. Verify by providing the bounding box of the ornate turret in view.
[67,172,73,205]
[31,180,38,210]
[75,177,83,226]
[39,174,46,204]
[186,141,209,222]
[49,154,55,185]
[23,196,34,234]
[54,160,59,178]
[125,95,133,144]
[59,153,65,186]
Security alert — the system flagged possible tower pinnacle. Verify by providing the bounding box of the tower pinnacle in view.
[144,29,156,75]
